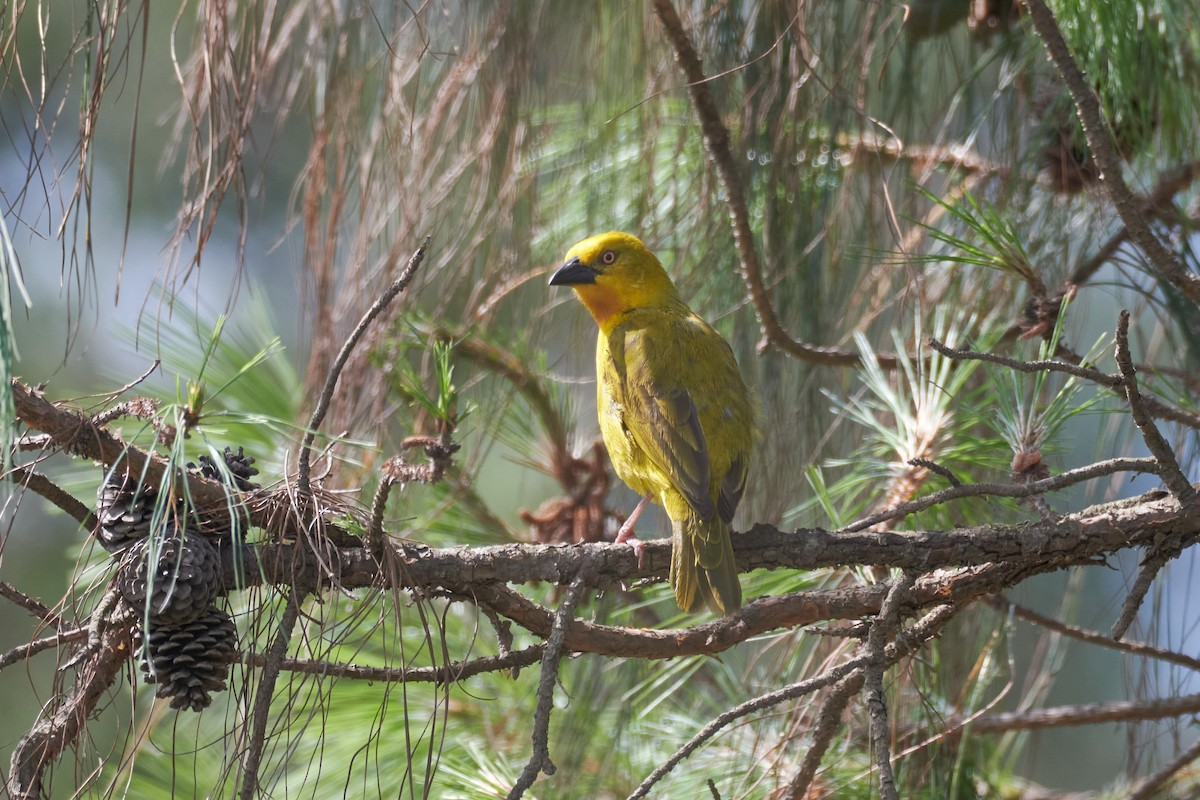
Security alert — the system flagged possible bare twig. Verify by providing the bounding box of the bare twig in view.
[237,587,306,800]
[1111,547,1173,642]
[0,581,62,628]
[508,575,587,799]
[241,644,545,684]
[969,690,1200,732]
[1024,0,1200,306]
[863,571,917,800]
[626,604,958,800]
[927,337,1120,386]
[1069,159,1200,288]
[297,238,430,496]
[934,335,1200,431]
[1113,311,1194,501]
[1109,312,1194,639]
[843,457,1159,532]
[88,396,165,430]
[988,596,1200,672]
[907,458,961,488]
[5,463,95,528]
[0,628,86,672]
[367,436,459,549]
[1127,733,1200,800]
[784,671,866,799]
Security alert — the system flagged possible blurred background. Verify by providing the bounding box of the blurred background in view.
[2,1,1199,797]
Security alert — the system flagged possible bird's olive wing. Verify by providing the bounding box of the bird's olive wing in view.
[614,329,716,522]
[717,453,747,524]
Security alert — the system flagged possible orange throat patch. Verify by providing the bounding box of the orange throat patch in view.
[574,284,623,328]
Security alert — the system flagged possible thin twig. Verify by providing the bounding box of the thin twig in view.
[864,571,917,800]
[927,337,1120,386]
[0,581,62,628]
[1111,548,1173,642]
[240,644,545,684]
[988,596,1200,672]
[1113,311,1194,501]
[0,628,86,671]
[6,616,133,800]
[1127,733,1200,800]
[1110,312,1194,639]
[933,336,1200,432]
[625,604,958,800]
[843,456,1159,532]
[507,574,587,800]
[367,472,394,552]
[5,463,95,528]
[969,691,1200,733]
[1069,159,1200,288]
[1024,0,1200,306]
[297,238,430,496]
[907,458,961,488]
[237,587,306,800]
[783,671,866,799]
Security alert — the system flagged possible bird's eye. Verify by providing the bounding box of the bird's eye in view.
[600,250,617,265]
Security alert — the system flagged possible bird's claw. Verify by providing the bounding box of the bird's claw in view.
[614,524,647,569]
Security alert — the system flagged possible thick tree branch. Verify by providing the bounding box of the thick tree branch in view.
[207,486,1199,636]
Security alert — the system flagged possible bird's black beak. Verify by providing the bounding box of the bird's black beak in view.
[549,257,599,286]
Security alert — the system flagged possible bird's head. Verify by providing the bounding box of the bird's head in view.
[549,232,678,328]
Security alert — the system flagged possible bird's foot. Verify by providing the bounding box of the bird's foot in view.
[614,493,653,569]
[614,521,647,568]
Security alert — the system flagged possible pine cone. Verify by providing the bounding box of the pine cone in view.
[138,606,238,711]
[192,446,259,491]
[118,526,221,625]
[96,473,160,553]
[186,446,259,536]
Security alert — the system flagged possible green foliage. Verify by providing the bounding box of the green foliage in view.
[9,0,1200,797]
[1047,0,1200,159]
[0,210,29,475]
[991,299,1108,464]
[909,189,1042,292]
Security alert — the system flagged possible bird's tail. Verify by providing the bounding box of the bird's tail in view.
[670,515,742,615]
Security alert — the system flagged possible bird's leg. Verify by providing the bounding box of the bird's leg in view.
[615,494,652,567]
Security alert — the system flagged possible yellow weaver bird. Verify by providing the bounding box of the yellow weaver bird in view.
[550,232,756,615]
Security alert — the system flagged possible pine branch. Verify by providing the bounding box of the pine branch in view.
[1025,0,1200,306]
[648,0,899,367]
